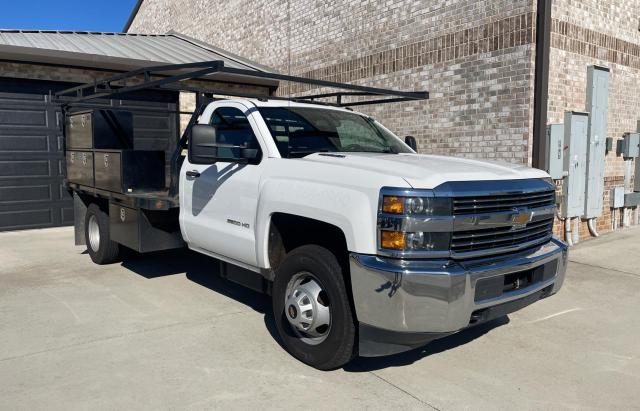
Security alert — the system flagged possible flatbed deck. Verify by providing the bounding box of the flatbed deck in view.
[68,182,179,210]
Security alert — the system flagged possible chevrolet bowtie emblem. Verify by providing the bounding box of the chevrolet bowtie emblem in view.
[511,209,533,229]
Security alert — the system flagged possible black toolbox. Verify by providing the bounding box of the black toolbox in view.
[94,150,165,193]
[66,110,134,150]
[66,150,94,186]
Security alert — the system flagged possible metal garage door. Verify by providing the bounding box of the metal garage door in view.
[0,78,178,232]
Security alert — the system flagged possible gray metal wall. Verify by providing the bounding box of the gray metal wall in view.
[0,77,178,232]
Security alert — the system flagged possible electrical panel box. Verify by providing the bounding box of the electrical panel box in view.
[545,124,565,180]
[584,65,610,218]
[610,187,625,208]
[621,132,640,158]
[562,111,589,218]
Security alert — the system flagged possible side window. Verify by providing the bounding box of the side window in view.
[210,107,261,162]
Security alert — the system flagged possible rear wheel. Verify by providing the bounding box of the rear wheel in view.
[85,203,121,265]
[272,245,356,370]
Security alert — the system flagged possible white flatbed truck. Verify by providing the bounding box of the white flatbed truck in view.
[60,62,567,370]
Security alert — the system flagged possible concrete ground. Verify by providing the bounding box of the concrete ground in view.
[1,227,639,410]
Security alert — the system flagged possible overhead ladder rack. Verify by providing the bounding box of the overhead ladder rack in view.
[54,60,429,107]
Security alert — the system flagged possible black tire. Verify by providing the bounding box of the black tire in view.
[272,245,357,370]
[85,203,121,265]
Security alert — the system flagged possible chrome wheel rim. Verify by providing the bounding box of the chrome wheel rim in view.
[284,272,331,345]
[88,214,100,252]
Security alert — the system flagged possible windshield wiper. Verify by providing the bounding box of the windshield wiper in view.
[288,148,332,157]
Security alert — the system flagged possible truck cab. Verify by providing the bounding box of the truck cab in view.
[176,99,567,369]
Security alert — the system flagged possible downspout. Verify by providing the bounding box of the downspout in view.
[531,0,566,244]
[123,0,145,33]
[531,0,552,169]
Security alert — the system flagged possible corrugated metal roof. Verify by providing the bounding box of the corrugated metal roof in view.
[0,30,277,87]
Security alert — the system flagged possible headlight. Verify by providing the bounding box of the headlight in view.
[378,189,452,255]
[381,195,451,215]
[380,231,450,251]
[380,230,405,250]
[406,232,450,250]
[382,195,405,214]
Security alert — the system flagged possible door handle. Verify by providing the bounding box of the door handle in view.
[186,170,201,178]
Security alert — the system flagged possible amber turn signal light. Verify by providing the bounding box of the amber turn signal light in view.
[380,231,405,250]
[382,196,404,214]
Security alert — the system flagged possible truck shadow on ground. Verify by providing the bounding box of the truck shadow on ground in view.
[120,248,509,372]
[120,248,271,315]
[344,316,509,372]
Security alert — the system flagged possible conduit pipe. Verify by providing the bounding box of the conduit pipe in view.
[564,218,573,246]
[572,218,580,244]
[587,218,599,237]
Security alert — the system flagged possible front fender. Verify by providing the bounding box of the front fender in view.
[255,177,379,269]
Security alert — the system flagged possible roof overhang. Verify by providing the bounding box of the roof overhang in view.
[0,30,279,89]
[0,43,278,88]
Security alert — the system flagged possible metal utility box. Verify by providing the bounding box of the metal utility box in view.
[625,192,640,207]
[584,65,609,218]
[562,111,589,218]
[109,203,183,253]
[605,137,614,154]
[94,150,165,193]
[66,110,134,150]
[620,132,640,158]
[66,150,94,186]
[546,124,565,180]
[610,187,625,208]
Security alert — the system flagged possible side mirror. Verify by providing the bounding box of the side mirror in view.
[188,124,260,164]
[405,135,418,151]
[189,124,218,164]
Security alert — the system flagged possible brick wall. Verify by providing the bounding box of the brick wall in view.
[129,0,640,241]
[0,62,116,84]
[547,0,640,239]
[129,0,537,164]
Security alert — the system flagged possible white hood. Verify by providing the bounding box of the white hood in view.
[302,152,549,189]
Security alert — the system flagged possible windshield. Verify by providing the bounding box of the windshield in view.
[258,107,412,158]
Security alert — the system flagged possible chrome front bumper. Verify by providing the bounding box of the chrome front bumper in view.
[350,238,568,355]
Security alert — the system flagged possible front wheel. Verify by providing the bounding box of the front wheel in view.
[272,245,356,370]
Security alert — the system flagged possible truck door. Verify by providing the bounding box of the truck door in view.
[179,102,265,267]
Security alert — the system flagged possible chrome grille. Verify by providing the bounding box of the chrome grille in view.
[453,190,555,215]
[451,217,554,255]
